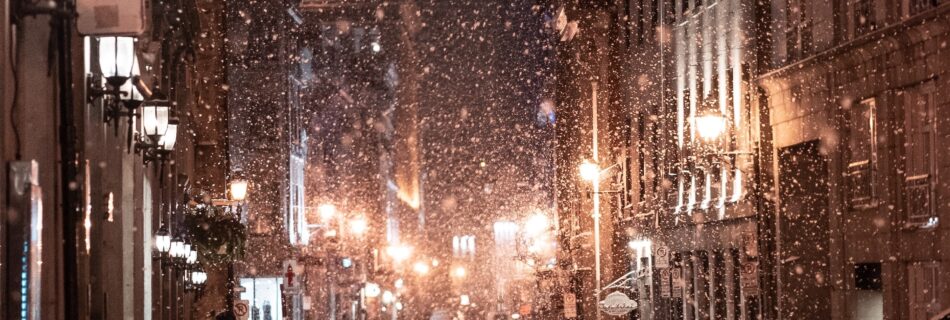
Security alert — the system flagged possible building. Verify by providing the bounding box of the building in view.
[550,0,950,320]
[1,0,234,319]
[759,0,950,318]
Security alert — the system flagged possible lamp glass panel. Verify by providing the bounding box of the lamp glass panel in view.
[155,233,171,253]
[230,179,248,201]
[187,250,198,264]
[142,104,170,137]
[159,124,178,151]
[98,37,117,77]
[170,240,184,258]
[99,37,136,78]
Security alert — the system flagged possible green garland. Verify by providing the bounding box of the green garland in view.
[182,203,246,266]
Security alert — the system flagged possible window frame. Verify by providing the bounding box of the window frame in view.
[846,97,878,209]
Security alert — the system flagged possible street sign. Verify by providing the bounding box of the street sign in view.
[671,267,683,298]
[234,300,250,320]
[599,291,638,316]
[740,261,760,296]
[659,268,671,298]
[654,245,670,269]
[563,293,577,318]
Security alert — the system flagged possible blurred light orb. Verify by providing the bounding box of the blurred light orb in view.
[579,160,600,181]
[382,290,395,304]
[386,245,412,262]
[524,213,550,236]
[412,261,430,275]
[349,217,368,235]
[364,282,381,298]
[318,204,337,221]
[452,266,467,278]
[693,113,727,140]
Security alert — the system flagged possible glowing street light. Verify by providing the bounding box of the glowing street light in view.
[692,111,727,141]
[349,217,368,235]
[386,245,412,263]
[318,204,337,221]
[412,261,430,275]
[452,266,467,278]
[524,213,550,236]
[229,178,249,202]
[579,160,600,182]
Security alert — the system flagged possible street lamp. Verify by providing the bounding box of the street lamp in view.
[692,110,727,141]
[140,99,171,142]
[318,204,337,221]
[154,225,171,256]
[579,160,600,182]
[157,119,179,152]
[229,177,248,202]
[169,237,185,262]
[91,37,141,139]
[451,266,466,279]
[412,261,430,275]
[349,217,368,236]
[186,248,198,265]
[191,270,207,285]
[386,245,412,263]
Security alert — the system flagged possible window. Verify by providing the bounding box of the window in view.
[908,262,941,320]
[852,0,877,36]
[906,0,937,16]
[903,84,936,223]
[452,235,476,258]
[846,98,876,207]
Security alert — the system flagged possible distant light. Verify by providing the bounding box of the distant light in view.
[341,258,353,268]
[452,266,467,278]
[579,160,600,182]
[364,283,381,298]
[371,42,381,52]
[459,294,471,306]
[395,302,404,310]
[318,204,337,221]
[431,259,440,267]
[511,314,521,319]
[229,178,249,202]
[395,278,404,288]
[693,112,727,140]
[349,217,368,235]
[413,261,430,275]
[386,245,412,263]
[628,239,652,250]
[524,213,550,236]
[382,290,395,304]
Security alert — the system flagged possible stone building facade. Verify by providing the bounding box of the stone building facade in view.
[759,1,950,319]
[553,0,950,320]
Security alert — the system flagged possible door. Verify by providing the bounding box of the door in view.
[777,140,831,318]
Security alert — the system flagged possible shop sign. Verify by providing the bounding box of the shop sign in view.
[599,291,638,316]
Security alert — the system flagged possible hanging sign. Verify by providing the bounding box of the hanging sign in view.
[671,267,683,298]
[599,291,638,316]
[659,268,672,298]
[563,293,578,318]
[654,245,671,269]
